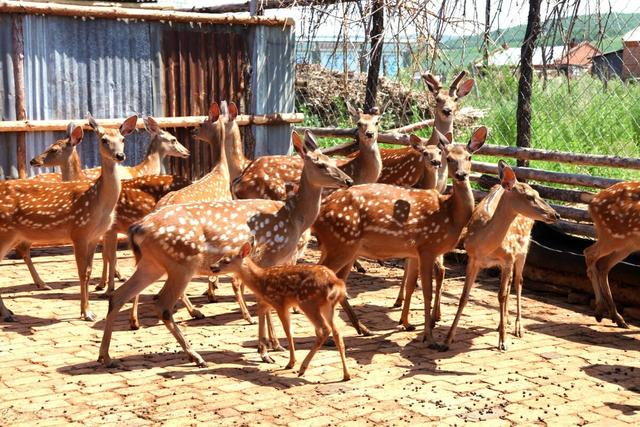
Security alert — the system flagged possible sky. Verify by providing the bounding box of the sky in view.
[161,0,640,37]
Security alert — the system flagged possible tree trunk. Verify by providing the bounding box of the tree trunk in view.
[364,0,384,112]
[516,0,542,167]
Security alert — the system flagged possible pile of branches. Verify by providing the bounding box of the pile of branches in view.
[295,63,432,128]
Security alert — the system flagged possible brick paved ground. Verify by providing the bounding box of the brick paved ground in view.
[1,244,639,426]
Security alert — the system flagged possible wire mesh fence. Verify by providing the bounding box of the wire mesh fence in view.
[289,0,640,181]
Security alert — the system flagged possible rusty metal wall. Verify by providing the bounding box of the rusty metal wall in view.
[161,28,249,180]
[0,15,18,179]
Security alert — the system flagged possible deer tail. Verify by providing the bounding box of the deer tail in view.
[127,223,146,263]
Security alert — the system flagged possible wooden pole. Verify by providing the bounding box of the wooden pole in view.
[193,0,359,14]
[516,0,542,167]
[0,1,294,27]
[474,174,595,204]
[364,0,384,112]
[0,113,304,133]
[12,14,26,179]
[388,119,435,134]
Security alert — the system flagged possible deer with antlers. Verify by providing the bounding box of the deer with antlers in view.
[31,116,189,183]
[0,114,137,321]
[232,102,381,201]
[584,182,640,329]
[211,240,351,381]
[98,130,353,367]
[444,161,559,350]
[312,127,488,347]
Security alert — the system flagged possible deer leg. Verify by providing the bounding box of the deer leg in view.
[97,229,118,297]
[15,241,50,290]
[266,309,284,351]
[596,248,633,328]
[397,258,418,331]
[513,255,526,338]
[276,308,296,369]
[73,239,98,321]
[431,255,446,328]
[231,276,253,324]
[584,241,611,321]
[394,258,414,308]
[205,275,218,303]
[298,303,331,378]
[353,259,366,273]
[98,259,164,367]
[497,262,514,351]
[337,261,371,336]
[179,293,205,320]
[156,269,206,367]
[327,303,350,382]
[257,301,276,363]
[445,259,481,348]
[418,254,444,350]
[0,235,19,321]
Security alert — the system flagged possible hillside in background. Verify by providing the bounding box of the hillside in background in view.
[443,12,640,58]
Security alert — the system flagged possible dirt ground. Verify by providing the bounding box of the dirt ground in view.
[1,243,639,426]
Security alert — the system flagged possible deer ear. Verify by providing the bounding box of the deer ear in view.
[409,134,422,150]
[422,73,440,94]
[433,129,451,150]
[208,102,221,122]
[240,241,252,259]
[467,126,487,153]
[87,113,100,132]
[303,130,319,152]
[69,123,84,146]
[456,79,475,98]
[498,160,517,191]
[120,115,138,137]
[228,102,239,121]
[291,131,306,158]
[143,116,160,136]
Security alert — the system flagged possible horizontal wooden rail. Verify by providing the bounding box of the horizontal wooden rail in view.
[475,144,640,170]
[0,1,294,26]
[472,161,621,189]
[473,174,595,204]
[0,113,304,133]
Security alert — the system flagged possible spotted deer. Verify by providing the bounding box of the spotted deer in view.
[0,114,137,321]
[232,102,381,201]
[211,240,350,381]
[584,181,640,329]
[98,130,353,367]
[444,161,559,351]
[31,116,189,182]
[313,127,488,348]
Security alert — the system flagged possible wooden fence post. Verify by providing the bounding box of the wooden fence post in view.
[12,14,26,179]
[364,0,384,112]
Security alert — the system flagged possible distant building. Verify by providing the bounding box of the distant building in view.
[591,50,624,81]
[552,41,601,76]
[622,26,640,80]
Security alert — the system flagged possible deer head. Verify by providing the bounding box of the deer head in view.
[409,134,442,169]
[143,116,190,159]
[293,130,354,189]
[441,126,487,182]
[87,113,137,163]
[193,101,225,147]
[346,101,381,148]
[494,160,560,224]
[422,71,474,128]
[210,239,253,274]
[30,122,84,168]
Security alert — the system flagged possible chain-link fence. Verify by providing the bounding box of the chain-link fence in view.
[290,0,640,182]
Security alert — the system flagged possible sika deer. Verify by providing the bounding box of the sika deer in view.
[313,127,488,347]
[444,161,559,350]
[584,181,640,328]
[211,240,350,381]
[31,116,189,182]
[232,102,381,200]
[98,130,353,367]
[0,114,137,321]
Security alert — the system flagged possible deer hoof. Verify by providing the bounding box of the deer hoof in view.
[498,342,508,351]
[130,321,140,331]
[194,359,208,368]
[191,309,206,320]
[427,342,448,352]
[115,270,125,282]
[397,323,416,332]
[83,311,96,322]
[594,312,603,323]
[3,313,15,322]
[261,353,276,364]
[35,282,52,290]
[270,344,285,352]
[206,293,218,303]
[392,299,403,308]
[615,318,629,329]
[95,283,106,291]
[98,355,120,368]
[285,362,295,370]
[342,374,351,382]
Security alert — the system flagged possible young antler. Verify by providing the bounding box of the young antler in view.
[211,240,351,381]
[584,181,640,328]
[444,161,559,350]
[313,127,488,348]
[98,130,353,367]
[0,114,137,321]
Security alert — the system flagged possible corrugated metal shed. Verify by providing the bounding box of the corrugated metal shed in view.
[0,12,294,179]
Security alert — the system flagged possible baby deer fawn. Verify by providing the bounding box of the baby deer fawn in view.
[211,241,350,381]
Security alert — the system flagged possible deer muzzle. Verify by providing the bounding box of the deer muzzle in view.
[30,157,43,167]
[115,153,126,162]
